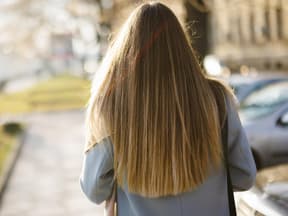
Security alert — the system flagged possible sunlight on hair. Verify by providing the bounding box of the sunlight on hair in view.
[85,1,233,197]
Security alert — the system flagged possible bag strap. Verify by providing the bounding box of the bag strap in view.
[104,182,117,216]
[222,117,237,216]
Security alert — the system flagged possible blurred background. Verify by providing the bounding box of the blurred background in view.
[0,0,287,215]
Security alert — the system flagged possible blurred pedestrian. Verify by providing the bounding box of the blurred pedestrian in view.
[80,2,256,216]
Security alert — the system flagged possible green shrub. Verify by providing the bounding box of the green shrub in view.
[3,122,23,135]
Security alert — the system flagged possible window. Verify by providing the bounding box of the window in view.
[240,81,288,120]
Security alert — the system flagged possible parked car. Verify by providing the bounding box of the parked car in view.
[239,80,288,169]
[237,164,288,216]
[228,74,288,104]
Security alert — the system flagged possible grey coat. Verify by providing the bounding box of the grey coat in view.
[79,96,257,216]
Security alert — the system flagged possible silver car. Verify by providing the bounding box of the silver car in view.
[237,164,288,216]
[229,74,288,104]
[239,80,288,169]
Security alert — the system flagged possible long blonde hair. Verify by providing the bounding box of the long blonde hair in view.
[85,2,231,197]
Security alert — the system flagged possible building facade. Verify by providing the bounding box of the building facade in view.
[98,0,288,71]
[208,0,288,71]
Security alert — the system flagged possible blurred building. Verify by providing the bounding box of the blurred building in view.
[208,0,288,72]
[1,0,287,76]
[97,0,288,72]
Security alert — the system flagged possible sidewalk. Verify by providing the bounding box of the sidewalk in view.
[0,110,104,216]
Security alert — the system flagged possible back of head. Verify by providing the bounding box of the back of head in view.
[86,1,229,197]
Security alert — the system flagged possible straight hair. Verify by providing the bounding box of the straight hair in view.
[85,2,233,197]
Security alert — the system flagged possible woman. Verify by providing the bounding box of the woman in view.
[80,2,256,215]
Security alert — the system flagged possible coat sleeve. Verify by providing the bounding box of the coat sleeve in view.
[226,95,257,191]
[79,137,114,204]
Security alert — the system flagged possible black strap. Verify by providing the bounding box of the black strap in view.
[222,118,237,216]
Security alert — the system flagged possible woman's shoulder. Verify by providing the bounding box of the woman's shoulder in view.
[207,77,238,120]
[84,136,113,160]
[207,77,235,99]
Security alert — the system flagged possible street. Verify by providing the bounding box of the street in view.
[0,110,104,216]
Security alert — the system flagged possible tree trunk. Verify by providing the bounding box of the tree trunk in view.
[184,0,210,60]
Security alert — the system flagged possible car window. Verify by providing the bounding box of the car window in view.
[243,81,288,106]
[239,81,288,120]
